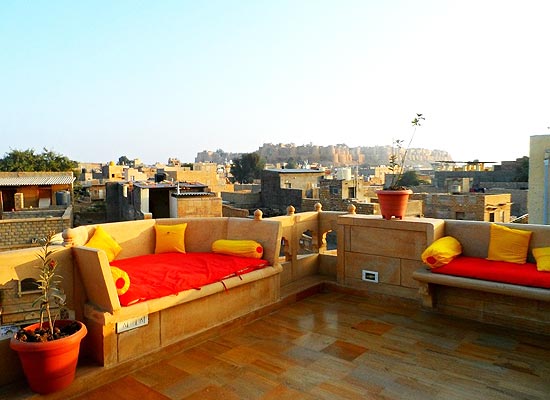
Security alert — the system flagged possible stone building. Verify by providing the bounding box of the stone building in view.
[160,162,233,196]
[0,172,74,250]
[260,169,326,214]
[413,192,512,222]
[106,180,221,222]
[0,172,74,211]
[318,176,368,211]
[528,134,550,224]
[101,162,126,180]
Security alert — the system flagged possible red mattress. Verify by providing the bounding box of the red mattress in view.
[111,252,270,306]
[431,256,550,289]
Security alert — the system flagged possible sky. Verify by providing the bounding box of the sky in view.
[1,0,549,165]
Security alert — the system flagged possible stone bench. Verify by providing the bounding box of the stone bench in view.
[412,219,550,335]
[63,215,283,367]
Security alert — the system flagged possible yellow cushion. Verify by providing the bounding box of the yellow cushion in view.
[212,239,264,259]
[84,226,122,262]
[154,223,187,254]
[486,224,532,264]
[110,266,130,295]
[532,247,550,272]
[421,236,462,268]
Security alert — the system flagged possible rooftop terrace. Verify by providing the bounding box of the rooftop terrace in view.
[3,291,550,399]
[1,207,549,398]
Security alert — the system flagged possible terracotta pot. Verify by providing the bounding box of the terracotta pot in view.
[10,320,87,394]
[375,189,412,220]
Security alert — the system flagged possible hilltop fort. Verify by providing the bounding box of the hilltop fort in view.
[196,143,452,168]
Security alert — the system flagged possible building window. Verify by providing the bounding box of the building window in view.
[455,211,465,220]
[348,187,356,198]
[489,212,495,222]
[330,187,339,195]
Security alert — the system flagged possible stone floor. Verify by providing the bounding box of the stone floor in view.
[5,291,550,399]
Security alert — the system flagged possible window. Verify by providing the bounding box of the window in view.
[455,212,465,220]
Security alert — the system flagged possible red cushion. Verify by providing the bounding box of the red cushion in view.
[111,252,270,306]
[431,256,550,289]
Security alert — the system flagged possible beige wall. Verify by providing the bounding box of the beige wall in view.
[528,135,550,224]
[277,172,324,193]
[170,195,222,217]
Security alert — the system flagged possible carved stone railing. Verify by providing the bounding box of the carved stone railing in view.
[268,203,349,287]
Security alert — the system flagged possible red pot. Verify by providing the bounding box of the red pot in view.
[10,320,87,394]
[376,189,412,220]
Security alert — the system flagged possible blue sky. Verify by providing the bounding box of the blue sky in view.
[2,0,549,165]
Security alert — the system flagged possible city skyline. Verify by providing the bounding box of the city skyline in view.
[2,1,549,165]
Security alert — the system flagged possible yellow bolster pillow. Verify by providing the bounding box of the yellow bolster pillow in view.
[421,236,462,268]
[111,266,130,295]
[212,239,263,259]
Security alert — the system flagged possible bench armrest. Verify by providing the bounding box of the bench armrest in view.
[72,246,121,313]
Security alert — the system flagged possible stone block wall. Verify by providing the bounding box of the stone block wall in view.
[0,207,72,250]
[221,191,261,210]
[171,195,222,217]
[337,215,442,301]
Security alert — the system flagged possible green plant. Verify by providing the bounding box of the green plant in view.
[14,232,73,342]
[386,113,425,190]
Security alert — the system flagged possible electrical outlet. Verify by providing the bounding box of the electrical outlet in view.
[362,270,379,283]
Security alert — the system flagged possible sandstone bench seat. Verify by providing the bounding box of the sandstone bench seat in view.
[412,219,550,335]
[63,216,283,367]
[413,267,550,307]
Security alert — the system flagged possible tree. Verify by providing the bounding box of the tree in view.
[0,148,77,172]
[285,158,298,169]
[230,153,265,183]
[397,170,420,187]
[117,156,132,166]
[514,156,529,182]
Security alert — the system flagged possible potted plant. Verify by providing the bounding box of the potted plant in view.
[376,113,425,219]
[9,231,87,394]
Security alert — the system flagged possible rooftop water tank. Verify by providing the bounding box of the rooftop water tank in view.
[336,168,352,180]
[56,190,70,206]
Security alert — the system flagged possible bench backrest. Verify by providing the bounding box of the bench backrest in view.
[444,220,550,263]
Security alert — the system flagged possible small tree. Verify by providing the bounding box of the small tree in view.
[14,232,68,342]
[230,153,265,183]
[387,114,425,189]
